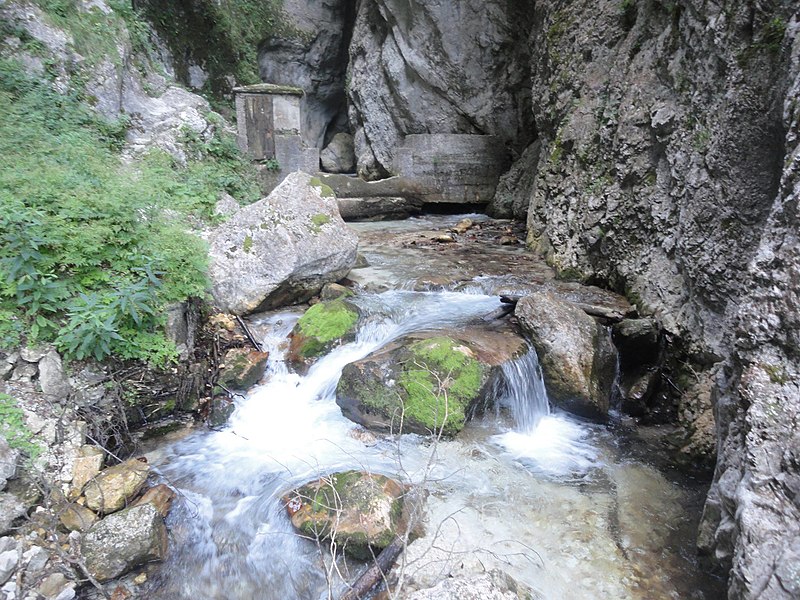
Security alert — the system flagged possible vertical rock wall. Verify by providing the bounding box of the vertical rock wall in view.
[346,0,535,179]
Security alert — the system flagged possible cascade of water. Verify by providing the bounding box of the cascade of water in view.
[496,349,550,433]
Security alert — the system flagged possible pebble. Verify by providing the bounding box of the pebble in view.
[0,549,19,584]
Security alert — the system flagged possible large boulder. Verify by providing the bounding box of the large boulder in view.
[514,291,616,420]
[207,172,358,315]
[336,331,525,436]
[284,471,407,560]
[80,503,167,582]
[320,132,356,173]
[287,299,359,371]
[83,459,150,514]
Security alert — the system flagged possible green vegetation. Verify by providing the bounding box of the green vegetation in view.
[0,58,257,364]
[310,213,331,233]
[138,0,303,100]
[295,300,359,357]
[398,337,485,436]
[0,393,41,460]
[763,363,790,385]
[619,0,637,30]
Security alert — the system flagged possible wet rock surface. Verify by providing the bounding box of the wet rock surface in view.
[404,569,537,600]
[336,329,524,436]
[217,348,269,390]
[207,171,358,315]
[284,471,407,561]
[514,292,616,420]
[81,503,167,582]
[83,460,150,515]
[288,299,360,371]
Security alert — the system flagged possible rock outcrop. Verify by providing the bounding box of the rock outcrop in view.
[346,0,534,178]
[207,171,358,314]
[515,292,616,420]
[284,470,407,560]
[80,503,167,582]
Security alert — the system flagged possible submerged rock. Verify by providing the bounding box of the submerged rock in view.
[207,171,358,315]
[217,348,269,390]
[336,336,490,436]
[81,503,167,582]
[288,299,359,370]
[83,459,150,514]
[284,471,406,560]
[515,291,616,419]
[405,569,537,600]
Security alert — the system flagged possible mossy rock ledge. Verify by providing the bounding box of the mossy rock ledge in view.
[288,299,360,371]
[335,336,491,437]
[283,471,407,560]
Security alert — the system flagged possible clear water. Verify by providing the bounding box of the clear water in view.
[143,216,724,600]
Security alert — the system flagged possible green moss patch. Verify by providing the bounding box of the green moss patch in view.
[398,337,485,436]
[294,300,358,358]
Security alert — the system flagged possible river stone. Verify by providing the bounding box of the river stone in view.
[288,299,359,371]
[59,502,99,532]
[132,484,176,517]
[284,471,406,560]
[0,493,26,534]
[217,348,269,390]
[320,132,356,173]
[83,459,150,514]
[70,445,104,495]
[0,437,18,490]
[406,569,536,600]
[81,503,167,582]
[38,349,72,401]
[336,335,493,436]
[515,291,616,420]
[207,171,358,315]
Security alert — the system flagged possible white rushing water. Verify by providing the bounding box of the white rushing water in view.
[146,285,720,600]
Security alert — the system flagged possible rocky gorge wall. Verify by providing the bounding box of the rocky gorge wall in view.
[340,1,799,597]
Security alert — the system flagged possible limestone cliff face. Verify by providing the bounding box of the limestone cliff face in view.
[518,2,799,597]
[346,0,535,179]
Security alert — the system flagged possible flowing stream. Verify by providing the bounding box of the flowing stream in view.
[144,215,724,600]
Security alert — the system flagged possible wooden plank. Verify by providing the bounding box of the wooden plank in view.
[244,94,274,159]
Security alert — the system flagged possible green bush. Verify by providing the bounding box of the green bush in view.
[0,393,41,460]
[0,58,256,365]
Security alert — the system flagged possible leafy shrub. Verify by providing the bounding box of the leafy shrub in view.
[0,58,257,365]
[0,393,41,460]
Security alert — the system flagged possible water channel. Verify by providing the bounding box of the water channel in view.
[143,214,725,599]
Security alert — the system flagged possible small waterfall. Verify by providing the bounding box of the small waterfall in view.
[497,349,550,433]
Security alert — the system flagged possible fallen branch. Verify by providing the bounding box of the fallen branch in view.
[235,315,262,351]
[339,536,405,600]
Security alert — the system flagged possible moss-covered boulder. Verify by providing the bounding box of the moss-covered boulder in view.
[283,471,406,560]
[288,299,359,371]
[218,348,270,389]
[336,336,490,436]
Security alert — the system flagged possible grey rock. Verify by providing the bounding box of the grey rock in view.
[337,196,423,221]
[9,362,36,383]
[0,548,18,584]
[0,493,26,534]
[80,503,167,582]
[515,292,615,419]
[22,545,48,574]
[38,350,72,401]
[214,193,240,218]
[0,437,19,490]
[207,171,358,314]
[38,573,73,599]
[347,0,534,176]
[19,346,48,363]
[258,0,353,149]
[320,132,356,173]
[405,569,536,600]
[486,140,542,220]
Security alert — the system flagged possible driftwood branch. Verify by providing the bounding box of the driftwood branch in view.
[339,536,405,600]
[235,315,262,351]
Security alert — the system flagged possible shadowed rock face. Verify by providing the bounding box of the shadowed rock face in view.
[346,0,535,179]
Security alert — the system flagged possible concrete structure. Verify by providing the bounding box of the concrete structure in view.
[392,134,510,204]
[234,84,319,175]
